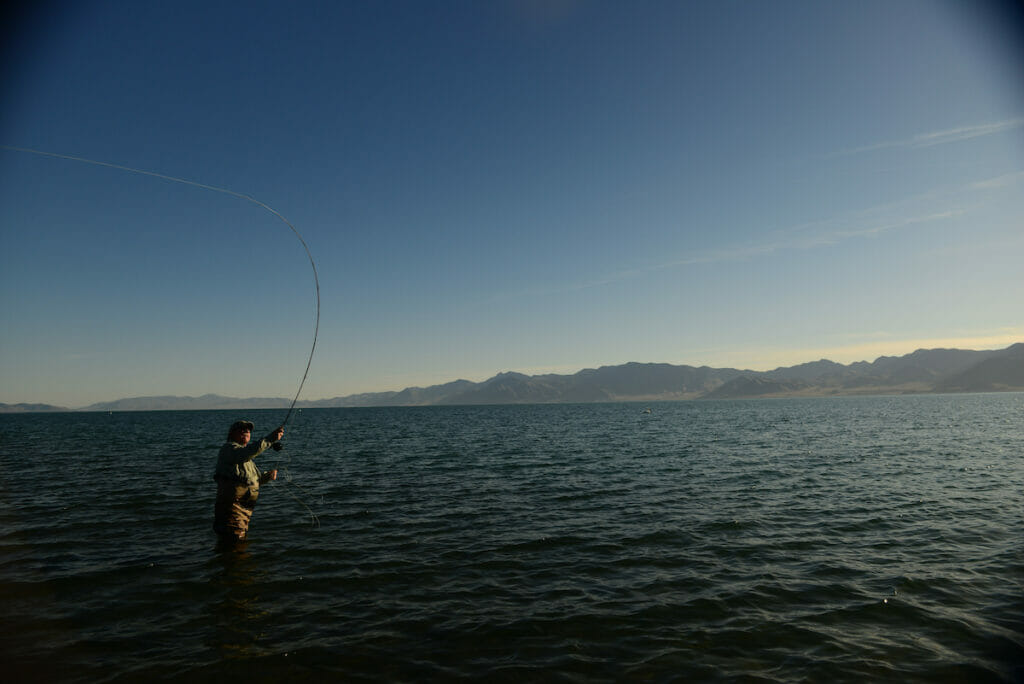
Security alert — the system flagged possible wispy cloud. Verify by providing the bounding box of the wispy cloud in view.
[503,167,1019,300]
[624,166,1022,283]
[629,207,961,279]
[838,118,1024,156]
[968,169,1024,190]
[501,204,961,299]
[778,209,963,249]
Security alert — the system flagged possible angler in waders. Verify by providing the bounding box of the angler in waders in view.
[213,420,283,545]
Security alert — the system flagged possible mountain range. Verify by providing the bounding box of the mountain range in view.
[3,343,1021,413]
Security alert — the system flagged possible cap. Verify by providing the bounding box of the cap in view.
[229,420,255,434]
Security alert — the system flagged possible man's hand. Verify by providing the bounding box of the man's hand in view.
[271,427,285,442]
[269,469,278,481]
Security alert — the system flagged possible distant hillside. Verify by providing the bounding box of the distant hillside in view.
[935,343,1024,392]
[0,402,71,413]
[703,377,809,399]
[81,394,291,411]
[321,344,1023,406]
[8,344,1022,412]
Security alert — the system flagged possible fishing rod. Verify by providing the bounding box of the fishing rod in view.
[0,145,321,439]
[3,144,323,527]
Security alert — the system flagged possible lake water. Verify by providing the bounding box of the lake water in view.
[2,394,1023,681]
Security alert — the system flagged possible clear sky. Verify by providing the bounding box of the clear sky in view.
[2,0,1023,408]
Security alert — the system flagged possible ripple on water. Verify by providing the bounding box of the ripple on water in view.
[1,396,1023,681]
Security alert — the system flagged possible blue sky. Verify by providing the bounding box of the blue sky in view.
[2,0,1023,407]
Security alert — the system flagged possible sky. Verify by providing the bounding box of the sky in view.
[2,0,1023,408]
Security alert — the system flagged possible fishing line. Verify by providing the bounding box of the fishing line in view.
[1,144,320,430]
[2,144,322,524]
[278,463,322,528]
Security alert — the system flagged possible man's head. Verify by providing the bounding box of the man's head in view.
[228,420,254,445]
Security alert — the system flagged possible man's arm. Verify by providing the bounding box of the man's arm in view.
[222,427,285,464]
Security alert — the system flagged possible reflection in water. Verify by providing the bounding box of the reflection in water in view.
[208,543,272,662]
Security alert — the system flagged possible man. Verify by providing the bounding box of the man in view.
[213,420,284,545]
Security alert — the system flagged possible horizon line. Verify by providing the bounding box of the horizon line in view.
[6,339,1020,409]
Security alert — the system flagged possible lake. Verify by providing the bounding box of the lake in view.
[2,393,1023,681]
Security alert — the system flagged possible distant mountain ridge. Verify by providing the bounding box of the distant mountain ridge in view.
[6,344,1021,412]
[0,402,71,413]
[80,394,293,411]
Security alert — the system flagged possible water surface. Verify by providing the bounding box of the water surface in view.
[2,394,1023,681]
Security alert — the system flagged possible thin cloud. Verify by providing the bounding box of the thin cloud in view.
[651,165,1019,274]
[838,118,1024,155]
[647,209,960,273]
[503,205,958,300]
[504,168,1013,300]
[968,170,1024,190]
[803,209,962,244]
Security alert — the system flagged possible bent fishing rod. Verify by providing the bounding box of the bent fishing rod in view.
[0,145,320,439]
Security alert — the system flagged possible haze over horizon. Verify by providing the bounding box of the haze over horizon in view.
[5,341,1022,410]
[3,1,1023,408]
